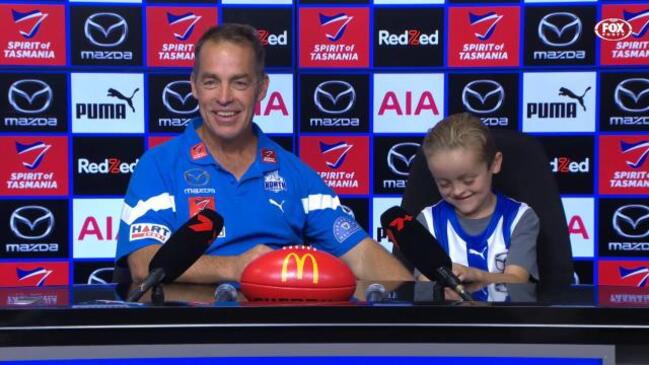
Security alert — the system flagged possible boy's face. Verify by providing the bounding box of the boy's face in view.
[426,147,502,219]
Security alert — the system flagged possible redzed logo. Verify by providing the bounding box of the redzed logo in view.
[448,6,519,67]
[0,4,66,66]
[601,5,649,65]
[299,7,369,68]
[0,262,68,287]
[146,6,217,67]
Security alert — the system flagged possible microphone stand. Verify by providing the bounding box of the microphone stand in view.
[151,284,165,305]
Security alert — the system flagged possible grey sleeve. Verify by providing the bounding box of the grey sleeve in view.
[416,212,428,229]
[506,208,540,281]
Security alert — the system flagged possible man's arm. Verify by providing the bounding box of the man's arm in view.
[127,244,272,284]
[340,237,413,281]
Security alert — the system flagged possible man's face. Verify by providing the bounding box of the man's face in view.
[191,40,269,142]
[426,147,502,219]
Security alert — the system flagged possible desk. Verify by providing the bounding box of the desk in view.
[0,283,647,364]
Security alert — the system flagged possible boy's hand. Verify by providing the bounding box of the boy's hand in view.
[452,262,485,283]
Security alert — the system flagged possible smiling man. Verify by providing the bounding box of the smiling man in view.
[115,24,412,284]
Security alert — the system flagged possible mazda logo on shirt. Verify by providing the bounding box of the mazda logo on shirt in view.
[613,205,649,239]
[10,206,54,240]
[8,79,52,114]
[314,80,356,114]
[387,142,420,176]
[183,168,210,186]
[162,81,198,115]
[84,13,128,47]
[614,78,649,113]
[462,80,505,114]
[538,12,582,47]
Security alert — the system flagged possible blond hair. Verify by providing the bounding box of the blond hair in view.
[422,112,497,165]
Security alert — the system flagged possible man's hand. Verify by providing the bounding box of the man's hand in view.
[232,244,273,280]
[452,262,485,283]
[452,262,529,284]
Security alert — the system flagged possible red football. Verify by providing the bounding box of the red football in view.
[240,246,356,302]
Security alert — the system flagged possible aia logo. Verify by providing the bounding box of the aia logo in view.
[255,91,289,116]
[12,9,47,39]
[320,141,353,169]
[469,12,503,40]
[377,91,440,116]
[620,266,649,287]
[620,140,649,169]
[567,214,589,239]
[167,12,201,41]
[17,267,52,287]
[319,13,353,42]
[623,9,649,38]
[16,141,50,170]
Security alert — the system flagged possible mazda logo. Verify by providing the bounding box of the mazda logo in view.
[614,78,649,113]
[84,13,128,47]
[538,12,582,47]
[88,267,114,285]
[387,142,420,176]
[462,80,504,114]
[10,206,54,240]
[183,168,210,186]
[314,80,355,114]
[613,205,649,239]
[162,80,198,115]
[8,79,52,114]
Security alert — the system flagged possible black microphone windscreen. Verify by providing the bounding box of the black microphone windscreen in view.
[380,206,452,274]
[149,209,224,283]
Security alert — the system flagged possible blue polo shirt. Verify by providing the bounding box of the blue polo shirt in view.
[115,118,367,264]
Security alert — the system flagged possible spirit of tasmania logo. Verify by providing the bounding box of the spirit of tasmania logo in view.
[0,262,68,287]
[146,7,217,67]
[299,7,369,68]
[299,136,369,195]
[0,136,68,196]
[0,4,66,65]
[601,5,649,65]
[448,6,519,67]
[599,260,649,287]
[599,135,649,195]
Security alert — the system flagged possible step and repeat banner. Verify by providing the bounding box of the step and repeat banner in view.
[0,0,648,292]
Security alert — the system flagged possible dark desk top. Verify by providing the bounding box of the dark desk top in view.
[1,282,649,348]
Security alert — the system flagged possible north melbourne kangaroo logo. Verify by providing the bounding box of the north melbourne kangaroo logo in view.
[559,86,591,111]
[107,88,139,112]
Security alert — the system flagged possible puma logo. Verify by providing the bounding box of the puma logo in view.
[468,247,488,260]
[269,198,286,213]
[107,88,140,112]
[558,86,591,111]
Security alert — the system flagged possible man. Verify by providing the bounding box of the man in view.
[115,23,412,284]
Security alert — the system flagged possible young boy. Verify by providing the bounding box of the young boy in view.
[418,112,539,284]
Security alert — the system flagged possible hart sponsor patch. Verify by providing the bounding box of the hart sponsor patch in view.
[333,216,361,243]
[129,223,171,243]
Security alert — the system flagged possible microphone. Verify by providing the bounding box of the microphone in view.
[126,209,224,302]
[214,283,238,302]
[380,206,472,302]
[365,283,386,303]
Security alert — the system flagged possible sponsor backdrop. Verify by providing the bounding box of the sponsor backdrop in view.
[0,0,648,292]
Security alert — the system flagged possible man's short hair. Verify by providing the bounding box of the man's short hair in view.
[422,112,497,166]
[192,23,266,80]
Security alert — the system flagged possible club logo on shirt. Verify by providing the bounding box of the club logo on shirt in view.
[264,170,287,193]
[262,148,277,164]
[129,223,171,244]
[190,142,207,160]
